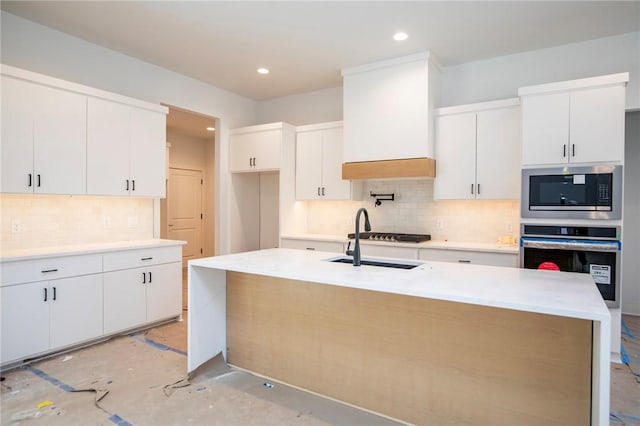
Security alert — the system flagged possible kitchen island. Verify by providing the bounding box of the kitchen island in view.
[188,248,610,426]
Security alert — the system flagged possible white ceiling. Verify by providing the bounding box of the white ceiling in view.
[2,1,639,101]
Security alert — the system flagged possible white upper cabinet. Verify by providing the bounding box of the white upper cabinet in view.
[519,73,628,166]
[229,123,283,173]
[87,98,167,197]
[296,122,360,200]
[341,52,440,163]
[1,75,87,194]
[435,99,520,200]
[1,65,168,197]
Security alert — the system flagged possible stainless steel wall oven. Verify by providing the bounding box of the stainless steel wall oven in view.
[520,224,621,307]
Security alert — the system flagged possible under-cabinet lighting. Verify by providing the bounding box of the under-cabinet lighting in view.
[257,67,270,75]
[206,127,215,132]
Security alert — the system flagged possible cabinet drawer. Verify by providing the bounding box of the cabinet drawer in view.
[1,254,102,286]
[418,249,517,267]
[281,239,344,253]
[360,244,419,260]
[103,246,181,272]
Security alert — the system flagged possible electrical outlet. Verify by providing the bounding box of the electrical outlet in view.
[505,222,514,233]
[436,219,444,230]
[11,220,22,233]
[127,217,138,229]
[104,216,112,229]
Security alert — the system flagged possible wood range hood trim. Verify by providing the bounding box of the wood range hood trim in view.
[342,157,436,180]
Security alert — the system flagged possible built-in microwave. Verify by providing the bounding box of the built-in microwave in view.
[521,165,622,220]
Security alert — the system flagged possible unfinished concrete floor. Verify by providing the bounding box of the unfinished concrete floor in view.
[2,314,639,425]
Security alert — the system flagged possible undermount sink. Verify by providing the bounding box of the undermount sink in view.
[327,256,422,270]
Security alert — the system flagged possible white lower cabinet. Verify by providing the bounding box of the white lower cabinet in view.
[1,281,51,364]
[418,248,517,267]
[281,238,345,253]
[0,274,103,365]
[103,247,182,334]
[0,243,182,368]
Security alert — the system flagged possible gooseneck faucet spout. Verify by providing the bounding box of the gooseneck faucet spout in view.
[346,207,371,266]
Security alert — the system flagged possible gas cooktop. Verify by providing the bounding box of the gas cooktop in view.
[346,232,431,243]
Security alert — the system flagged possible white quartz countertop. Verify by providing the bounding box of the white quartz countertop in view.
[0,239,186,262]
[280,234,518,254]
[190,248,609,322]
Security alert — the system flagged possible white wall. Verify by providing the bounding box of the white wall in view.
[256,86,343,125]
[622,111,640,315]
[441,32,640,109]
[1,11,258,254]
[167,131,210,171]
[255,32,640,125]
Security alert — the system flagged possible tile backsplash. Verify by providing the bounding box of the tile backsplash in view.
[306,179,519,243]
[0,194,154,251]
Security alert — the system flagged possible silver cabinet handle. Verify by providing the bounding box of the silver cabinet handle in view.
[477,184,480,195]
[471,184,474,195]
[572,144,575,157]
[458,260,471,263]
[322,187,325,196]
[563,144,567,158]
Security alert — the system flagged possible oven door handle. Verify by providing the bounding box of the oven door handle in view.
[520,237,620,252]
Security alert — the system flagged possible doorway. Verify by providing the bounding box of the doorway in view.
[161,106,217,310]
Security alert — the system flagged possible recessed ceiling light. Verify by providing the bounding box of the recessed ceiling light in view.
[257,67,270,75]
[393,32,409,41]
[206,127,215,132]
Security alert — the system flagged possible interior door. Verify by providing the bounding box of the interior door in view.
[167,168,203,268]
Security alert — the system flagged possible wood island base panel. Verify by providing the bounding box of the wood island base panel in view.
[226,271,592,426]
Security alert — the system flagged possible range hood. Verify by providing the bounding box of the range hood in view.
[341,52,440,180]
[342,158,435,180]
